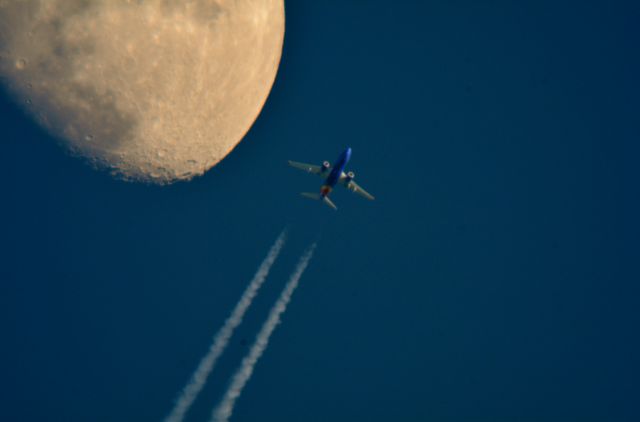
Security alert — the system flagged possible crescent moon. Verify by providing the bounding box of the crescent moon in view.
[0,0,285,183]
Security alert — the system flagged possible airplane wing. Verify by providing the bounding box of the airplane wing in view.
[288,160,327,176]
[341,178,375,200]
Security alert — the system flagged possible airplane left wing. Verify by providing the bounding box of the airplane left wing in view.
[342,179,375,200]
[288,160,325,175]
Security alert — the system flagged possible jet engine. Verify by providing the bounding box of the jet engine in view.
[345,171,355,183]
[322,161,331,172]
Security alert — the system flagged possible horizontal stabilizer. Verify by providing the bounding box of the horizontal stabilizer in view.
[300,192,338,211]
[300,192,321,201]
[323,196,338,211]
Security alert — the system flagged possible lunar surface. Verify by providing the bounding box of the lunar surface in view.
[0,0,284,183]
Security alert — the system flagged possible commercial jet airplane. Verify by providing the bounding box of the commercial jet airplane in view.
[288,147,374,210]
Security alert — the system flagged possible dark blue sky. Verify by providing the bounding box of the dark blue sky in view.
[2,1,640,421]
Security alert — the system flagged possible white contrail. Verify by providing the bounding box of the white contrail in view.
[211,244,317,422]
[164,230,288,422]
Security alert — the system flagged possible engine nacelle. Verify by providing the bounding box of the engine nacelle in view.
[344,171,355,183]
[322,161,331,172]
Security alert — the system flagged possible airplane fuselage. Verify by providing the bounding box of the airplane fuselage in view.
[288,146,372,210]
[321,147,352,196]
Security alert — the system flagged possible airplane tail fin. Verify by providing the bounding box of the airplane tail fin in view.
[300,192,338,211]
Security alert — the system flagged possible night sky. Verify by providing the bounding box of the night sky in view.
[2,1,640,421]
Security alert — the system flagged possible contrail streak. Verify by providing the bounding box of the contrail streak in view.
[164,230,288,422]
[211,243,317,422]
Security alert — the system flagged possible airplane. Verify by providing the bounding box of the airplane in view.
[288,147,374,210]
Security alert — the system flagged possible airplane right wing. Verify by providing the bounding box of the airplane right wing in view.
[288,160,328,176]
[342,179,375,200]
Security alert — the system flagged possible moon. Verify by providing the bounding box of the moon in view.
[0,0,284,183]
